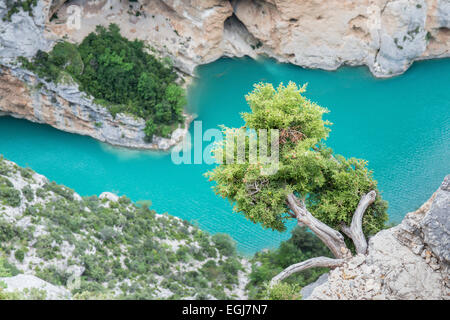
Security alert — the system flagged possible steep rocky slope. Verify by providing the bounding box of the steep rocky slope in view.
[0,157,250,299]
[304,175,449,300]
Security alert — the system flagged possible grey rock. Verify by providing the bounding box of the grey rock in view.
[0,0,51,64]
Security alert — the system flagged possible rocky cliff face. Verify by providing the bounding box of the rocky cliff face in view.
[0,0,449,149]
[48,0,450,77]
[0,157,250,299]
[304,175,449,300]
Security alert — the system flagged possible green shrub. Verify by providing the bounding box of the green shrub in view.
[3,0,37,22]
[212,233,236,256]
[0,177,21,207]
[19,167,33,179]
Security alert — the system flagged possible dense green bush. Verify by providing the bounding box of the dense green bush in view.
[21,24,186,140]
[247,226,331,299]
[14,249,25,262]
[0,256,20,277]
[0,158,245,299]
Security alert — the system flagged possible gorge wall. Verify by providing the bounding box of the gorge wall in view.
[0,0,188,150]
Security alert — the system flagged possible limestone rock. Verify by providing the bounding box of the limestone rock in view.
[0,66,189,151]
[301,273,328,299]
[0,0,51,65]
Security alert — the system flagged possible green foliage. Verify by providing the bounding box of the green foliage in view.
[0,158,243,300]
[0,156,9,176]
[206,82,388,236]
[144,119,156,142]
[248,226,330,299]
[19,167,33,179]
[14,249,25,262]
[21,24,186,139]
[22,185,34,202]
[0,254,20,279]
[0,284,48,300]
[42,181,74,201]
[262,282,302,300]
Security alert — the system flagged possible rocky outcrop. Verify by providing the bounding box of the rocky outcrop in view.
[306,175,449,300]
[0,0,449,149]
[0,274,71,300]
[47,0,450,77]
[0,0,189,151]
[0,0,51,64]
[0,157,250,300]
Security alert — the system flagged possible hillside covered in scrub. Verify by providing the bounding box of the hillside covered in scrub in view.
[0,156,249,299]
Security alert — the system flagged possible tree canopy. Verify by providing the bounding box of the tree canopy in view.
[206,82,388,240]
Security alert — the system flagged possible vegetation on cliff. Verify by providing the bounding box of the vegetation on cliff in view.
[20,24,186,141]
[2,0,37,22]
[0,156,245,300]
[206,82,388,287]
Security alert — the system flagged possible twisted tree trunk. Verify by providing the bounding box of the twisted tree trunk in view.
[271,191,376,285]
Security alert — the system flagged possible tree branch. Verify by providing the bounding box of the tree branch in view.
[340,190,376,255]
[287,193,350,259]
[270,257,344,285]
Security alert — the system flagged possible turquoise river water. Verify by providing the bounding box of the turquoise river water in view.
[0,57,449,255]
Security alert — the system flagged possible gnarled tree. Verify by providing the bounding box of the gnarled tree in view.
[206,82,388,285]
